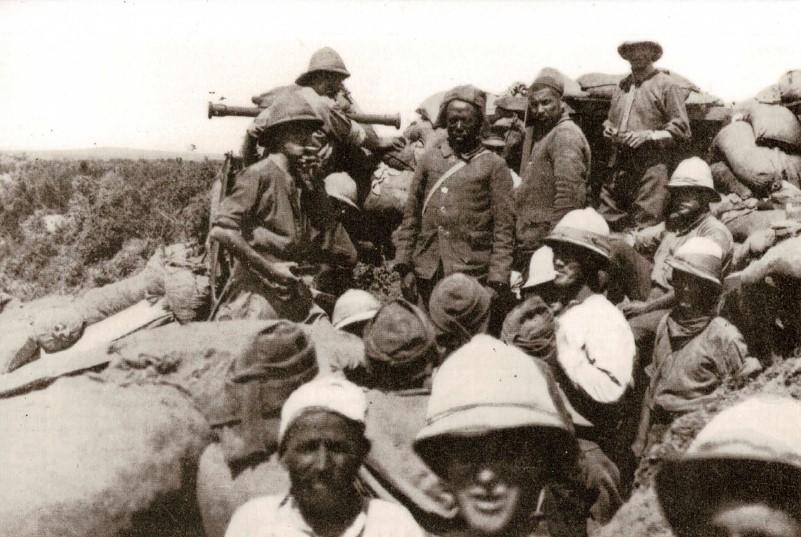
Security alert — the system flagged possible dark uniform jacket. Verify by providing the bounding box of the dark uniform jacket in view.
[395,140,514,285]
[516,113,591,253]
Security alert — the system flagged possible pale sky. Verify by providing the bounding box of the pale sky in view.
[1,0,800,154]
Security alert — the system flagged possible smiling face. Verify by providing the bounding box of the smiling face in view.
[446,100,482,152]
[551,242,590,292]
[281,410,368,521]
[444,429,545,535]
[668,188,707,229]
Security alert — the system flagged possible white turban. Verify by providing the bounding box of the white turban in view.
[278,376,367,444]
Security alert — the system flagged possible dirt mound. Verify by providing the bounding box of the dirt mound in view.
[596,356,801,537]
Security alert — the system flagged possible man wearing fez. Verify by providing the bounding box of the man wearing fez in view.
[599,40,691,231]
[516,74,591,270]
[394,85,515,309]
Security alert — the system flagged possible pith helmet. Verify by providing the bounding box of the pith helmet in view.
[256,91,323,143]
[413,335,574,464]
[545,207,611,260]
[656,395,801,536]
[331,289,380,330]
[618,40,663,62]
[667,236,723,287]
[668,157,720,200]
[523,246,556,289]
[296,47,351,86]
[324,172,359,210]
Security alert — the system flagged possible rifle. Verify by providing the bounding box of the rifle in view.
[207,152,242,312]
[207,102,401,129]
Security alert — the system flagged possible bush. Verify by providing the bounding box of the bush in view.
[0,157,219,299]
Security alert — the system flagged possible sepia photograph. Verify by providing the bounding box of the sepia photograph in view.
[1,1,801,536]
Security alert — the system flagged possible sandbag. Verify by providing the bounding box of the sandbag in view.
[725,209,788,242]
[363,164,413,215]
[157,243,211,323]
[77,267,164,325]
[0,375,211,537]
[577,73,624,99]
[32,304,85,353]
[713,121,784,193]
[359,389,456,530]
[416,91,446,123]
[778,70,801,103]
[100,319,362,421]
[737,100,801,151]
[196,445,289,537]
[739,236,801,285]
[755,84,782,105]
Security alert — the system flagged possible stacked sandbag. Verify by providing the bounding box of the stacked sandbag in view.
[778,69,801,103]
[155,243,211,323]
[735,99,801,153]
[712,121,790,194]
[578,69,723,105]
[364,163,414,215]
[0,375,211,537]
[76,265,164,325]
[737,236,801,285]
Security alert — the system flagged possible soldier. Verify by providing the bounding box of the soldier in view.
[516,74,591,269]
[224,376,425,537]
[413,335,591,537]
[490,94,527,172]
[210,91,357,322]
[394,85,515,310]
[543,208,637,483]
[613,158,733,355]
[244,47,403,173]
[656,396,801,537]
[599,40,691,231]
[633,238,761,458]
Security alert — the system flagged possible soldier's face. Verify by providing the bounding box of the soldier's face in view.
[528,88,562,125]
[668,188,705,227]
[671,270,718,316]
[551,243,588,290]
[697,501,801,537]
[444,429,545,535]
[277,124,318,161]
[319,73,346,98]
[281,410,367,520]
[446,101,482,149]
[627,49,655,73]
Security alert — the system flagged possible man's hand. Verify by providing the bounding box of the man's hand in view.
[622,130,654,149]
[618,300,651,318]
[268,261,299,286]
[377,136,406,152]
[603,125,618,140]
[400,271,418,303]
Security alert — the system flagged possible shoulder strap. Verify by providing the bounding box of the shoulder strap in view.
[421,150,491,216]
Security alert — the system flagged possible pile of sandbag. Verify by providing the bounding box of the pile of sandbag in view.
[711,103,801,196]
[0,375,211,537]
[0,243,211,374]
[364,163,414,215]
[754,70,801,105]
[577,69,723,105]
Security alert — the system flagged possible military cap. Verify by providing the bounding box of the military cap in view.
[435,85,487,128]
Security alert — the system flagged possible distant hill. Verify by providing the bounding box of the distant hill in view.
[0,146,223,161]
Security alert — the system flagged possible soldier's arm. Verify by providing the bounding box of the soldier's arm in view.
[657,81,692,145]
[393,158,427,273]
[487,159,515,285]
[550,128,589,222]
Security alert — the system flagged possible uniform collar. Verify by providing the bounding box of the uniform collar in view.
[621,67,660,90]
[439,139,484,161]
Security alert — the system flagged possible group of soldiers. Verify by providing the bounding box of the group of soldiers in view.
[208,42,801,537]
